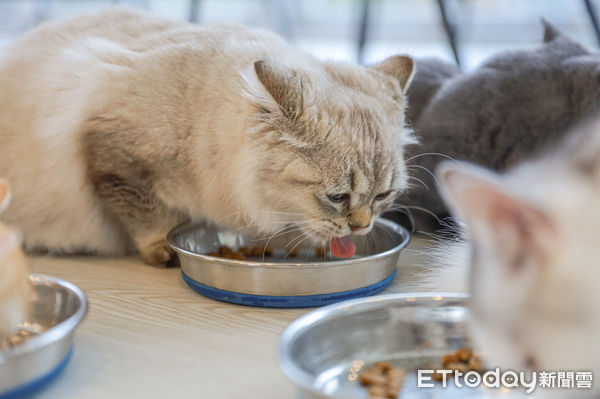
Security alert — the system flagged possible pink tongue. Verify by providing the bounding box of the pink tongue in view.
[331,236,356,258]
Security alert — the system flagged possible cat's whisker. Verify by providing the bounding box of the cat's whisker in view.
[250,223,308,243]
[226,216,320,236]
[261,227,302,262]
[407,164,443,188]
[283,227,316,259]
[406,152,459,164]
[305,233,320,261]
[283,223,324,248]
[370,224,380,256]
[228,221,289,235]
[286,230,315,258]
[228,217,289,238]
[252,225,307,242]
[386,206,416,233]
[407,175,430,190]
[283,220,333,251]
[260,219,326,259]
[250,219,324,241]
[245,210,305,215]
[212,210,305,225]
[233,218,314,235]
[389,204,442,224]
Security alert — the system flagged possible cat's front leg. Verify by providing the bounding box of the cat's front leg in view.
[92,173,186,267]
[135,231,177,267]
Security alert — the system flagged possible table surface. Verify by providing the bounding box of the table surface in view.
[27,239,428,399]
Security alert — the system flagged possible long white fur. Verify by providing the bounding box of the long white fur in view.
[0,10,415,261]
[416,238,470,293]
[418,124,600,397]
[0,181,29,338]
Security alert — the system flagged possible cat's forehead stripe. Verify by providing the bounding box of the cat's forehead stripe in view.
[352,169,369,195]
[286,178,321,187]
[381,158,395,188]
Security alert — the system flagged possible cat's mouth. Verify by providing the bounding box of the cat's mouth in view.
[295,223,364,258]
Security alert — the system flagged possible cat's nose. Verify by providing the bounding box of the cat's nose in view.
[347,207,371,232]
[348,223,368,232]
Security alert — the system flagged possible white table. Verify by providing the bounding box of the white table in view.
[28,239,427,399]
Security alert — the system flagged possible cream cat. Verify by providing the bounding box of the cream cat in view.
[0,9,415,265]
[0,180,30,338]
[424,115,600,396]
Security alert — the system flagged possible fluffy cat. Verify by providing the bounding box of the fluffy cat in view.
[400,21,600,231]
[423,115,600,396]
[0,180,30,338]
[0,9,415,265]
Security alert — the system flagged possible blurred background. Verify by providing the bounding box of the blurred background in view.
[0,0,598,70]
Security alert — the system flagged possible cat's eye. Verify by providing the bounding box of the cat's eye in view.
[327,193,350,203]
[374,190,393,201]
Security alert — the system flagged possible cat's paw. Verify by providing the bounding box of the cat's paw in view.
[139,240,176,267]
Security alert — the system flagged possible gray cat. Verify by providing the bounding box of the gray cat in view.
[398,21,600,231]
[405,57,461,126]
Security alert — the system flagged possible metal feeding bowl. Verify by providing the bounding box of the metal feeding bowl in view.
[0,275,88,398]
[279,293,527,399]
[167,219,410,308]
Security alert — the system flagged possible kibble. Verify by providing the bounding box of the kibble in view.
[218,245,233,257]
[288,248,299,257]
[207,245,328,260]
[1,328,39,350]
[358,362,406,399]
[206,245,276,260]
[455,348,472,363]
[432,348,483,383]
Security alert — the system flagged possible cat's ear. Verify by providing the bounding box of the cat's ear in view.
[437,162,557,271]
[541,18,561,43]
[0,179,11,214]
[540,18,588,56]
[252,60,304,120]
[372,55,415,93]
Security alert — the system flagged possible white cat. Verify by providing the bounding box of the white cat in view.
[0,180,30,338]
[426,115,600,396]
[0,9,415,265]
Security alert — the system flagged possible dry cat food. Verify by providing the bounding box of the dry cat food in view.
[315,247,326,257]
[0,328,38,350]
[206,245,283,259]
[207,245,245,260]
[207,245,319,260]
[359,362,406,399]
[433,348,483,381]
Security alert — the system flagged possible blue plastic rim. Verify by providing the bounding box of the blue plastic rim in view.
[0,345,73,399]
[182,269,397,308]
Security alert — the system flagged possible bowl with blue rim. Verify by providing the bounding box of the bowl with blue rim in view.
[167,218,410,308]
[0,274,87,399]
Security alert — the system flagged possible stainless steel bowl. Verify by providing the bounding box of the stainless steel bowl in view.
[279,293,526,398]
[0,274,88,396]
[168,219,410,307]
